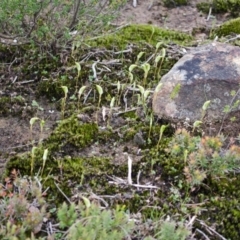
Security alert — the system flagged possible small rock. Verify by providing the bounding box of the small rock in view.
[133,131,146,147]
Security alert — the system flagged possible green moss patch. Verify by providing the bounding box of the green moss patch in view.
[0,96,26,116]
[213,17,240,37]
[46,114,98,151]
[163,0,188,8]
[197,0,240,17]
[87,24,193,49]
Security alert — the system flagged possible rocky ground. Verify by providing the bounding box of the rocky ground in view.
[0,0,240,239]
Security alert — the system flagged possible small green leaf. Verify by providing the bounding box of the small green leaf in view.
[223,105,231,113]
[117,81,121,93]
[82,196,91,208]
[78,86,87,100]
[43,149,48,162]
[233,99,240,109]
[128,72,134,83]
[31,146,38,156]
[160,124,167,139]
[110,97,115,108]
[230,116,236,122]
[137,51,145,61]
[40,119,45,131]
[75,62,81,77]
[141,63,151,74]
[129,64,138,73]
[230,90,236,96]
[202,100,211,111]
[161,48,166,58]
[30,117,39,126]
[155,55,162,64]
[61,86,68,98]
[137,85,145,95]
[193,120,202,128]
[96,84,103,96]
[143,90,150,100]
[156,42,163,50]
[155,83,163,92]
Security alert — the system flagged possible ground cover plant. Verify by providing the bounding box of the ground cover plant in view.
[1,0,240,239]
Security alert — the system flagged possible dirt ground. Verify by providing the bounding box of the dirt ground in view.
[0,0,234,172]
[116,0,230,38]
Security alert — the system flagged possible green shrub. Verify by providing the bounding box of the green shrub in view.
[197,0,240,17]
[0,177,47,239]
[163,0,189,7]
[57,198,135,240]
[0,0,125,51]
[156,220,190,240]
[168,129,240,188]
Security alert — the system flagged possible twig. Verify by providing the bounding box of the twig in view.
[90,192,109,207]
[19,80,35,84]
[196,229,210,240]
[127,154,133,185]
[137,171,141,186]
[206,7,212,21]
[108,175,159,189]
[69,0,82,30]
[54,182,71,204]
[11,76,18,84]
[187,215,197,227]
[92,61,99,81]
[133,0,137,8]
[224,34,240,43]
[112,108,138,117]
[113,48,132,55]
[197,219,227,240]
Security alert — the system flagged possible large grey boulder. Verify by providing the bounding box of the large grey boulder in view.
[152,42,240,131]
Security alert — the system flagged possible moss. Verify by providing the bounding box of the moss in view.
[163,0,188,8]
[198,176,240,239]
[87,24,193,49]
[0,96,26,115]
[122,123,174,147]
[37,77,74,100]
[5,151,113,203]
[197,0,240,17]
[213,17,240,37]
[45,114,98,151]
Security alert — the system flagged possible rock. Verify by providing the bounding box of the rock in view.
[152,42,240,130]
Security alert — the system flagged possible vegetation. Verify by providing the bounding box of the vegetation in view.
[0,0,240,239]
[163,0,189,8]
[197,0,240,17]
[213,17,240,37]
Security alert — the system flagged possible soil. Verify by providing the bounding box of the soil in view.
[116,0,229,39]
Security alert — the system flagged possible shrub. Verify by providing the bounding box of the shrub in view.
[168,129,240,188]
[57,198,135,240]
[0,0,125,51]
[0,177,48,239]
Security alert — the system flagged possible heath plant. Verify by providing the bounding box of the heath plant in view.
[168,129,240,189]
[0,177,48,239]
[57,197,134,240]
